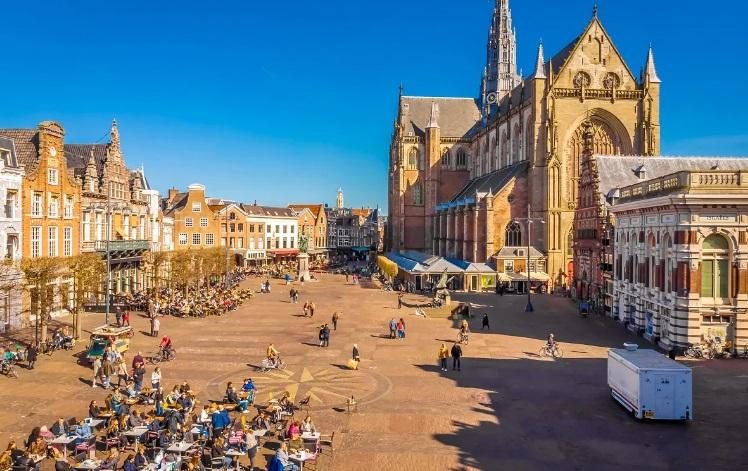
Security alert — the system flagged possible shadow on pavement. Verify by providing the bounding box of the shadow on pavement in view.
[416,354,748,470]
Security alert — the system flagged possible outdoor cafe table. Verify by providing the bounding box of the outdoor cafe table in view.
[224,449,244,471]
[289,450,313,471]
[123,426,149,447]
[74,459,101,470]
[84,418,104,428]
[51,435,77,458]
[301,432,320,441]
[166,441,194,458]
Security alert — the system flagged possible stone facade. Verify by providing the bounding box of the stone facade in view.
[610,170,748,353]
[0,137,25,332]
[288,204,328,260]
[388,4,660,287]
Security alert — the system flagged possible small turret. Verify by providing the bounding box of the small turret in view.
[644,46,661,84]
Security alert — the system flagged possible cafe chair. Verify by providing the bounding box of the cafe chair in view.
[297,395,311,412]
[319,432,335,455]
[74,436,97,460]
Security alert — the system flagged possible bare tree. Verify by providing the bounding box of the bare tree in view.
[67,253,106,339]
[20,257,63,346]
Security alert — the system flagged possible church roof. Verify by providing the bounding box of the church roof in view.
[596,156,748,203]
[449,161,528,203]
[400,96,480,138]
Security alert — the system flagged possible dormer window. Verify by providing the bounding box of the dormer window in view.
[635,165,647,180]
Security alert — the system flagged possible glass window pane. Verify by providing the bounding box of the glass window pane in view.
[701,260,714,297]
[717,259,729,298]
[703,234,729,250]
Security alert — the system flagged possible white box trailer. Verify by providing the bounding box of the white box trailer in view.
[607,347,692,420]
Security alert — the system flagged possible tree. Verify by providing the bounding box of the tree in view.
[143,250,170,290]
[20,257,63,345]
[0,260,22,331]
[67,253,106,339]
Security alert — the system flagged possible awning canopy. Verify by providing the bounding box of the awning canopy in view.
[516,271,551,282]
[268,249,299,257]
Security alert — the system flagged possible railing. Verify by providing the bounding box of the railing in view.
[90,239,151,252]
[554,88,644,100]
[618,171,748,202]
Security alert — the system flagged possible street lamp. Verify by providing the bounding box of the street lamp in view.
[91,190,127,325]
[513,202,545,312]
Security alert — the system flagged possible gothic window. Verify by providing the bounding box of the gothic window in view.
[408,148,420,170]
[566,119,625,207]
[441,148,450,167]
[505,222,522,247]
[573,71,591,88]
[491,137,497,170]
[603,72,621,89]
[512,123,521,164]
[567,229,574,257]
[456,149,467,168]
[500,130,508,167]
[525,122,533,162]
[701,234,729,299]
[411,182,423,206]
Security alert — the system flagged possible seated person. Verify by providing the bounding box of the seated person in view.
[274,442,298,471]
[133,449,147,469]
[179,394,194,413]
[128,412,143,428]
[197,406,210,424]
[27,437,48,458]
[50,418,69,437]
[178,381,191,395]
[287,433,304,454]
[251,412,270,432]
[122,454,137,471]
[286,421,300,440]
[300,416,316,434]
[100,449,119,471]
[13,451,37,471]
[75,420,93,439]
[224,383,239,404]
[88,400,102,419]
[278,392,293,413]
[241,379,256,392]
[0,441,16,469]
[158,430,173,449]
[125,380,138,398]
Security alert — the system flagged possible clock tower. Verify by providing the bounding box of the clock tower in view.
[479,0,521,118]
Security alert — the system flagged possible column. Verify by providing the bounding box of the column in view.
[472,206,479,262]
[462,206,470,261]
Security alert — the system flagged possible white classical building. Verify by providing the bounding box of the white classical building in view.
[0,137,25,332]
[610,168,748,354]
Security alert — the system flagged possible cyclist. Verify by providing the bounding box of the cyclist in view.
[458,320,470,344]
[159,335,174,360]
[266,343,279,367]
[546,333,556,351]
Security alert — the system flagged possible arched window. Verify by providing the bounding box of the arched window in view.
[500,129,508,167]
[411,182,423,205]
[567,229,574,257]
[456,149,466,168]
[441,148,450,167]
[408,148,420,170]
[663,234,673,292]
[491,137,498,171]
[647,234,657,289]
[701,234,729,298]
[505,222,522,247]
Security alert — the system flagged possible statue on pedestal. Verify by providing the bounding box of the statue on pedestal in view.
[297,235,310,282]
[435,269,453,306]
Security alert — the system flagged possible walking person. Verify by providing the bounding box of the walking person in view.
[245,426,258,470]
[450,342,463,371]
[116,356,129,388]
[332,312,339,331]
[115,306,123,327]
[122,310,130,327]
[151,366,162,390]
[481,314,490,330]
[152,316,160,338]
[397,293,403,309]
[318,325,325,347]
[92,356,102,388]
[26,344,37,370]
[397,318,406,339]
[310,302,316,318]
[438,343,449,372]
[323,324,331,347]
[389,318,397,339]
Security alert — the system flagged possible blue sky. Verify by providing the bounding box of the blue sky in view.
[2,0,746,210]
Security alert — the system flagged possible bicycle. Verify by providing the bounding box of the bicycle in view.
[684,344,711,359]
[148,348,176,364]
[539,343,563,359]
[458,331,470,345]
[1,360,18,378]
[256,357,286,373]
[736,345,748,358]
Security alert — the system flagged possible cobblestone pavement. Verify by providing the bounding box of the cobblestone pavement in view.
[1,274,747,470]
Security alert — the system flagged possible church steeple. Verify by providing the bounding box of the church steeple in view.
[644,45,661,84]
[480,0,520,118]
[532,40,546,79]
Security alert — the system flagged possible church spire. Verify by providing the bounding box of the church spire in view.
[426,101,439,128]
[532,40,546,79]
[480,0,520,117]
[644,45,661,84]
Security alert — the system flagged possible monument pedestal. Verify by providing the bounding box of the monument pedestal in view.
[297,253,310,282]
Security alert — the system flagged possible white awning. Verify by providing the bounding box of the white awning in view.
[516,271,551,282]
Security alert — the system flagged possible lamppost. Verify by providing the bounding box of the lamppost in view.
[91,190,127,325]
[514,203,545,312]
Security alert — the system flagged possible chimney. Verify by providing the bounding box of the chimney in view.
[168,187,179,202]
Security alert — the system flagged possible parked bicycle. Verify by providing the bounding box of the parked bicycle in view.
[684,344,712,359]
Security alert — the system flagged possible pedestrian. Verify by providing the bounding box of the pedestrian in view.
[116,356,129,388]
[152,316,160,338]
[323,324,330,347]
[26,344,37,370]
[122,310,130,327]
[115,307,122,327]
[398,318,406,339]
[352,344,360,362]
[332,312,339,331]
[151,366,162,390]
[293,291,299,304]
[451,342,462,371]
[310,302,316,318]
[388,318,397,339]
[289,288,295,303]
[397,293,403,309]
[481,313,490,330]
[133,364,144,393]
[345,273,349,283]
[303,301,310,317]
[92,356,102,388]
[245,426,258,469]
[318,326,325,347]
[438,343,449,371]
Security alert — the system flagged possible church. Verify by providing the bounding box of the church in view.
[387,1,660,289]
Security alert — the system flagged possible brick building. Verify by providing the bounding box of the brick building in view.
[389,4,661,285]
[162,184,219,250]
[288,204,328,261]
[610,169,748,353]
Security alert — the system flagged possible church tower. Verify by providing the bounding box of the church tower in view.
[479,0,521,117]
[336,187,344,209]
